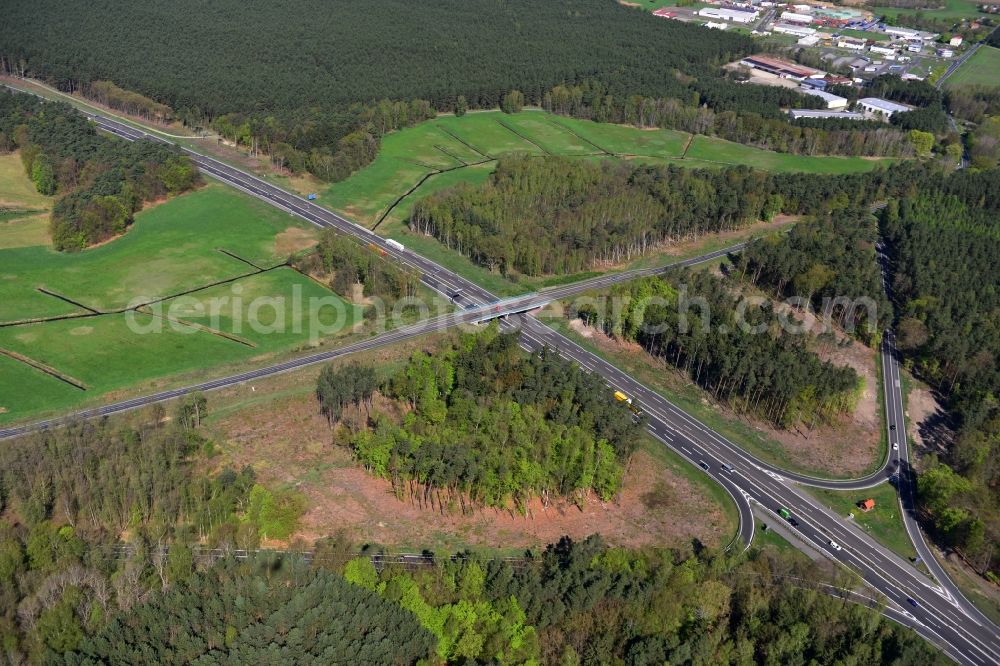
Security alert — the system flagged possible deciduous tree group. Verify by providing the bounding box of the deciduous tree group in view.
[0,91,199,250]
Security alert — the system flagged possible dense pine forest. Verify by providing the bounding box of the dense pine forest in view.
[879,169,1000,578]
[0,0,917,185]
[0,0,749,116]
[408,156,925,276]
[0,90,200,249]
[13,536,945,665]
[582,270,861,429]
[0,376,942,663]
[735,211,891,344]
[317,330,642,510]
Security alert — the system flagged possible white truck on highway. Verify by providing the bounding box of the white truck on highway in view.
[385,239,405,252]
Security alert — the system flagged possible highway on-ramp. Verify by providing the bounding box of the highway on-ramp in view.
[3,104,998,663]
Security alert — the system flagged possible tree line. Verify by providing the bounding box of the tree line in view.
[543,80,918,158]
[0,382,944,663]
[582,270,861,429]
[213,98,436,183]
[293,229,421,310]
[735,210,891,345]
[2,0,925,188]
[317,329,643,512]
[9,532,941,665]
[83,80,172,124]
[0,90,200,250]
[0,396,308,661]
[879,168,1000,578]
[0,0,751,185]
[408,155,931,277]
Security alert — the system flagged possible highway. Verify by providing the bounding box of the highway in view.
[876,242,995,628]
[3,104,998,663]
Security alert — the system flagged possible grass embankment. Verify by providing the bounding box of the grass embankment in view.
[0,184,379,424]
[808,484,918,561]
[945,45,1000,89]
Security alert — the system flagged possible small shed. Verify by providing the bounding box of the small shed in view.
[858,498,876,512]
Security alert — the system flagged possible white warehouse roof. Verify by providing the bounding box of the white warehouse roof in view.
[789,109,865,120]
[781,11,815,23]
[858,97,912,114]
[800,87,848,108]
[698,7,759,22]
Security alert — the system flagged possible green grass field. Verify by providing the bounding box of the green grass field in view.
[873,0,985,21]
[0,152,54,250]
[0,183,375,424]
[320,110,893,294]
[809,483,918,561]
[684,136,891,173]
[157,268,363,351]
[945,45,1000,89]
[323,110,892,230]
[0,183,311,322]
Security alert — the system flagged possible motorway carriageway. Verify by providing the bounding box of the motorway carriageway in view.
[9,108,1000,664]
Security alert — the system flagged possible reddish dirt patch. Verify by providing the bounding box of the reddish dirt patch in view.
[906,384,952,458]
[209,385,730,551]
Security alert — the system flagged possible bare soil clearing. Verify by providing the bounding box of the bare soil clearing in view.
[906,384,953,458]
[205,353,730,551]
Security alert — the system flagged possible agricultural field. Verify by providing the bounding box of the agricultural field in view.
[325,110,893,231]
[872,0,986,21]
[0,183,371,424]
[683,136,894,173]
[0,152,54,249]
[945,45,1000,89]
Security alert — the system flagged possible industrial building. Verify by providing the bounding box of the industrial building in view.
[884,26,921,40]
[788,109,865,120]
[781,10,815,24]
[698,6,759,23]
[772,22,817,37]
[870,45,896,56]
[800,87,848,109]
[838,37,867,50]
[741,54,823,79]
[884,26,938,41]
[858,97,912,120]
